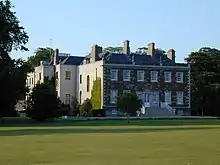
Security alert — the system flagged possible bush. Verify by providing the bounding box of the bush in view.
[79,98,92,116]
[26,83,58,121]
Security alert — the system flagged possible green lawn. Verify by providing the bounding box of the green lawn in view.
[1,120,220,165]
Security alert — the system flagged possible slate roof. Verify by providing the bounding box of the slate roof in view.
[103,52,176,66]
[61,56,84,65]
[49,55,84,65]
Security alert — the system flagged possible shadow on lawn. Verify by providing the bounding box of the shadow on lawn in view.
[0,126,219,136]
[1,119,220,127]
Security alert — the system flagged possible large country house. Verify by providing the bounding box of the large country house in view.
[26,40,190,116]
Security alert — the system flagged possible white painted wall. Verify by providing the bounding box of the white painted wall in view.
[56,64,78,104]
[26,64,54,89]
[77,60,103,105]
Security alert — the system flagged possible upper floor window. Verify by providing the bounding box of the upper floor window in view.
[164,72,171,83]
[39,72,41,80]
[137,70,144,82]
[123,70,131,81]
[176,72,183,83]
[31,78,33,84]
[80,74,82,84]
[176,91,184,105]
[151,71,158,82]
[86,75,90,92]
[110,70,118,81]
[65,71,71,80]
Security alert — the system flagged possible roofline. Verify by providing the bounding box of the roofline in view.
[103,63,190,69]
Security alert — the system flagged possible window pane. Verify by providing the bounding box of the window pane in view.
[123,70,130,81]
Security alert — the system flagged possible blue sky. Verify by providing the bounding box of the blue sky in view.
[11,0,220,62]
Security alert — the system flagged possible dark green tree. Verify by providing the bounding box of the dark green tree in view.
[0,0,31,117]
[185,47,220,116]
[27,47,53,67]
[79,98,93,117]
[103,47,123,53]
[26,82,58,121]
[116,92,142,122]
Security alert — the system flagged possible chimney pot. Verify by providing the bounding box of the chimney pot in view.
[123,40,130,54]
[91,44,102,62]
[147,42,155,56]
[53,49,59,65]
[167,49,175,62]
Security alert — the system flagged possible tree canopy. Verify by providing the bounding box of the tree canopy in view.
[103,47,123,53]
[116,92,142,116]
[0,0,31,117]
[185,47,220,116]
[27,47,53,67]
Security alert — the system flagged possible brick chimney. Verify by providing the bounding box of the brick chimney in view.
[167,49,175,62]
[91,44,103,62]
[123,40,130,54]
[53,48,59,65]
[147,42,155,56]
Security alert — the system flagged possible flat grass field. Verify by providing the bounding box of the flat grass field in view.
[1,119,220,165]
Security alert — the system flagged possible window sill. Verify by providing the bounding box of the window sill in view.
[151,80,158,83]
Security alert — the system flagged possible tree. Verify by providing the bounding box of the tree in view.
[103,47,123,53]
[0,0,30,117]
[26,82,58,121]
[136,47,166,56]
[155,48,166,56]
[27,47,53,67]
[116,93,142,122]
[185,47,220,116]
[91,78,101,109]
[79,98,92,117]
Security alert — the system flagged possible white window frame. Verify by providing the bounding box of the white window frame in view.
[137,70,144,82]
[110,70,118,81]
[176,72,183,83]
[110,89,118,104]
[164,72,171,83]
[123,70,131,81]
[65,71,71,80]
[151,71,158,82]
[65,93,71,105]
[176,91,184,105]
[164,91,172,104]
[123,90,130,93]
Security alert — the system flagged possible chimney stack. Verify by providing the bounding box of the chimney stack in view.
[91,44,103,62]
[167,49,175,62]
[147,42,155,56]
[123,40,130,54]
[53,49,59,65]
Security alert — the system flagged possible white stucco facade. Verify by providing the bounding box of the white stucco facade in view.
[77,60,104,105]
[55,64,78,104]
[26,62,54,90]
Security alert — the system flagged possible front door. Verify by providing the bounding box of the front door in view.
[145,92,159,107]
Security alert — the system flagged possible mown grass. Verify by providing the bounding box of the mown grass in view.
[1,119,220,165]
